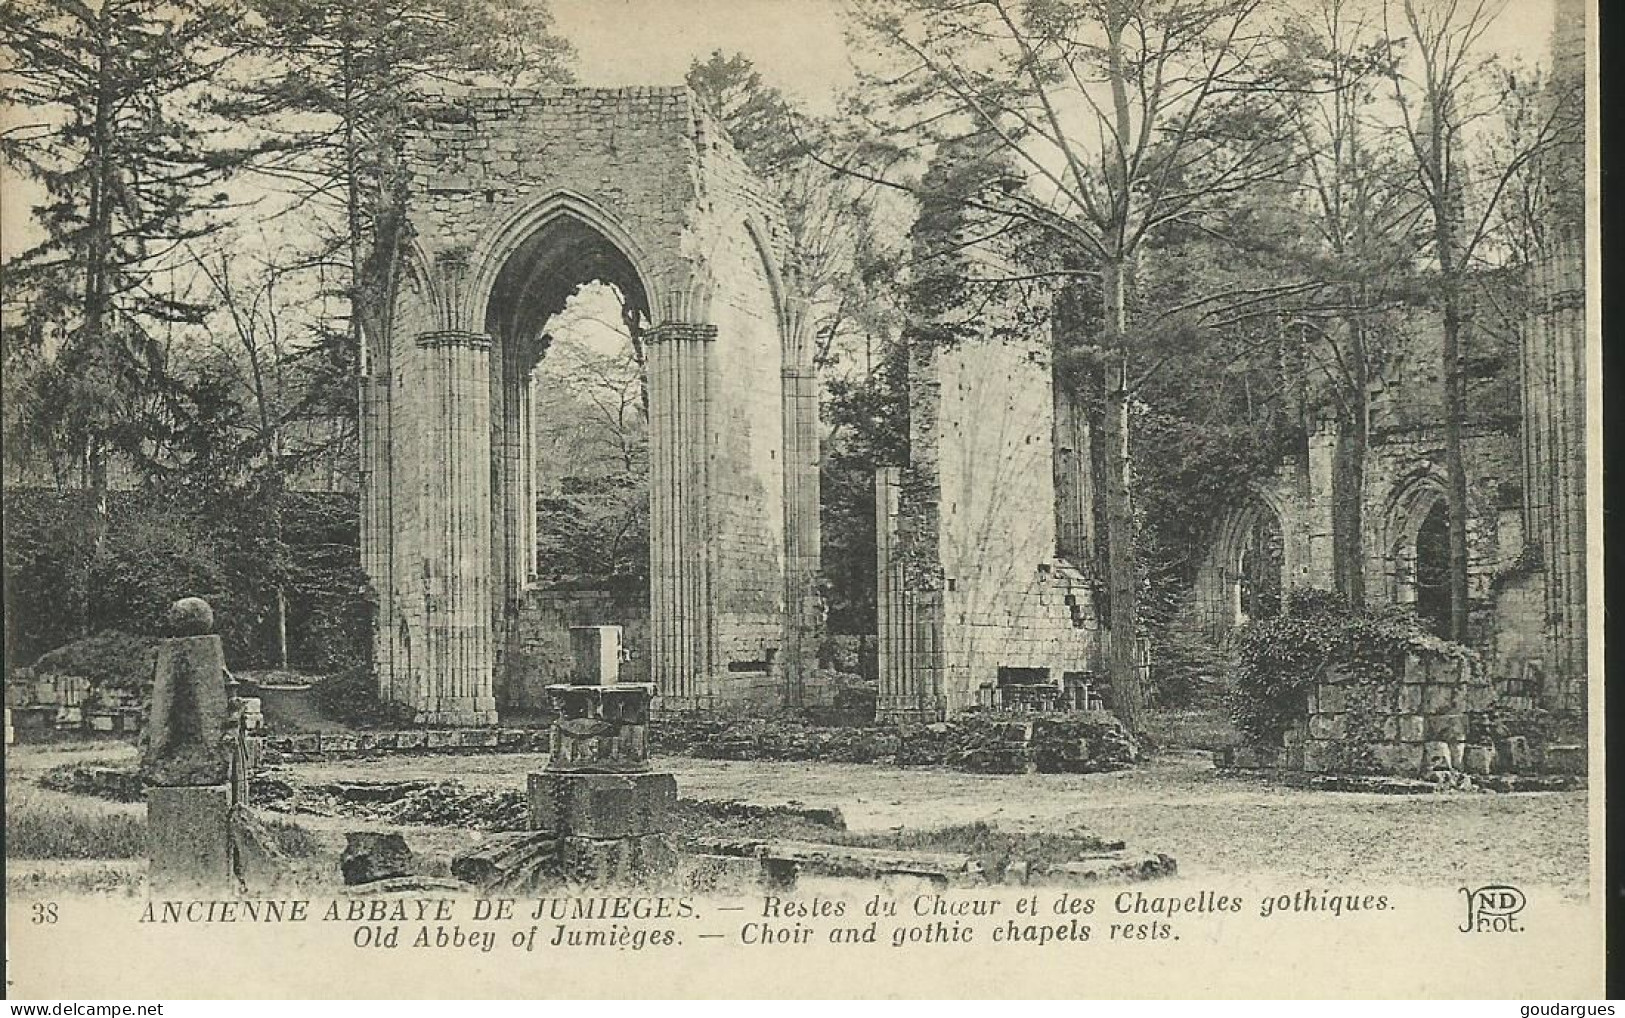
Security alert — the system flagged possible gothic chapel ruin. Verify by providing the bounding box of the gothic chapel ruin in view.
[362,89,822,723]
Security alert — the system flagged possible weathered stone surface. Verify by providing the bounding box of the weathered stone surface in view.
[142,635,229,786]
[527,771,676,838]
[1422,741,1453,773]
[1496,736,1533,773]
[451,832,559,891]
[147,784,232,888]
[678,853,768,893]
[1460,744,1498,775]
[367,89,815,720]
[340,832,414,885]
[166,597,215,636]
[558,833,678,887]
[1543,743,1585,775]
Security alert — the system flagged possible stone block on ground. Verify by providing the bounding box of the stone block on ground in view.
[340,831,414,885]
[528,771,676,838]
[679,853,768,893]
[147,784,232,888]
[1542,744,1586,775]
[451,832,560,892]
[558,834,677,887]
[1460,744,1497,775]
[1370,742,1423,776]
[1422,741,1453,773]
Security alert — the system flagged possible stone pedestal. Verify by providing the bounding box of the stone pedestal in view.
[528,651,676,885]
[147,784,232,888]
[529,772,676,838]
[546,683,652,772]
[143,635,229,786]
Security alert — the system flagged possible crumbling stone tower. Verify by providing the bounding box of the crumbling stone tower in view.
[1521,0,1588,711]
[876,145,1103,720]
[361,88,822,723]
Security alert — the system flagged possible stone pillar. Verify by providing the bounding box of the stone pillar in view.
[415,329,499,726]
[143,598,233,888]
[1304,414,1338,591]
[360,369,399,704]
[645,322,717,710]
[875,467,938,721]
[780,343,822,706]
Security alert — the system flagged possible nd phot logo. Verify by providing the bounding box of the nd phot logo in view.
[1459,885,1526,933]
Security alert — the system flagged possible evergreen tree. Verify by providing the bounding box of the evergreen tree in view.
[1,0,239,630]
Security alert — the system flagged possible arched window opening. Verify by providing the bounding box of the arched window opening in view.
[1414,500,1452,637]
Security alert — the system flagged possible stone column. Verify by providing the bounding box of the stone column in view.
[1304,414,1338,591]
[360,370,398,703]
[416,329,499,726]
[779,297,822,705]
[645,322,717,710]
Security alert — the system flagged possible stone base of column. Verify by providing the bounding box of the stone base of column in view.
[147,784,233,889]
[528,772,676,838]
[557,834,679,887]
[416,696,498,727]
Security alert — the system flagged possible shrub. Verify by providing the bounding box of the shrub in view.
[311,665,416,727]
[1228,589,1475,747]
[32,631,159,691]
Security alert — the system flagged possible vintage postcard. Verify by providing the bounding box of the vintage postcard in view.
[1,0,1604,999]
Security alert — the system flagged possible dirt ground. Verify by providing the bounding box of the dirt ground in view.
[6,739,1589,894]
[282,748,1588,892]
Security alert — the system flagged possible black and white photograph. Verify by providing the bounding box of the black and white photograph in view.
[0,0,1602,1000]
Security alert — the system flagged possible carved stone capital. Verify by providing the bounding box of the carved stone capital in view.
[643,322,718,345]
[416,329,493,351]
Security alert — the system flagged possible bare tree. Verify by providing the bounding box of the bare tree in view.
[1381,0,1578,640]
[844,0,1302,731]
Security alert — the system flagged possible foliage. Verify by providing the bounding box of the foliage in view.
[311,664,415,727]
[3,488,370,673]
[1228,589,1474,747]
[32,632,159,692]
[819,340,909,633]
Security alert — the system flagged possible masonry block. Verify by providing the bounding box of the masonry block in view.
[528,771,677,838]
[147,784,232,888]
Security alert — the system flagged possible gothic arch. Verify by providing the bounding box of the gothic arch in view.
[465,191,665,334]
[1379,468,1448,609]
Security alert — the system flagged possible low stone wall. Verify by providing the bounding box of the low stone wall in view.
[256,711,1141,774]
[1280,654,1492,776]
[1221,654,1585,783]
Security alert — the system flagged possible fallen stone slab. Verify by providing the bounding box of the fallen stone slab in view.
[1029,854,1178,885]
[340,831,414,885]
[1306,774,1442,794]
[451,832,560,891]
[695,836,983,886]
[338,875,472,895]
[1473,773,1585,792]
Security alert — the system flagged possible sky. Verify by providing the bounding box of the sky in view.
[550,0,855,109]
[0,0,1562,263]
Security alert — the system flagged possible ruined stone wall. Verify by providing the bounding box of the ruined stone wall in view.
[1284,655,1491,777]
[879,333,1100,719]
[931,338,1100,712]
[503,589,651,712]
